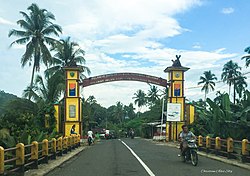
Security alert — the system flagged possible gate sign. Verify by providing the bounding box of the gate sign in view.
[167,103,181,121]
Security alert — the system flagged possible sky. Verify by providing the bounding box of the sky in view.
[0,0,250,110]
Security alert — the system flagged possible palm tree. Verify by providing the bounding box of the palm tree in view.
[198,70,217,100]
[147,85,160,107]
[45,37,90,80]
[23,74,64,104]
[242,46,250,67]
[9,3,62,99]
[234,75,248,100]
[123,103,136,119]
[133,89,147,112]
[23,73,64,131]
[86,95,97,105]
[221,60,241,104]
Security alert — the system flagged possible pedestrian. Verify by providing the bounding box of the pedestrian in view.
[70,124,77,135]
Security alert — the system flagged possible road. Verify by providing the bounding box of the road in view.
[47,138,249,176]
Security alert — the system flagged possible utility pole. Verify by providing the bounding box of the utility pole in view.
[105,116,107,129]
[160,99,165,137]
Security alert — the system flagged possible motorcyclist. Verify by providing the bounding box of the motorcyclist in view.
[178,124,196,156]
[87,128,94,143]
[130,128,135,139]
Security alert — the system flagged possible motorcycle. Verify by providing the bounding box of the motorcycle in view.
[87,136,93,146]
[182,139,198,166]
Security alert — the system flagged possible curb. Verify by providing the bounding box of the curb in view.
[197,152,250,171]
[25,145,86,176]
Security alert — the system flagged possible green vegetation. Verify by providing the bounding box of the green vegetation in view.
[192,58,249,140]
[0,90,18,114]
[198,70,217,100]
[190,91,250,140]
[82,86,163,137]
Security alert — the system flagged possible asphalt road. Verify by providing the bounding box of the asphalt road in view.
[46,138,249,176]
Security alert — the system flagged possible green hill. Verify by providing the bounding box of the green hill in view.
[0,90,18,114]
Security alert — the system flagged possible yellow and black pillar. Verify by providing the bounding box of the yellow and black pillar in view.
[54,103,60,132]
[164,55,190,141]
[64,67,82,136]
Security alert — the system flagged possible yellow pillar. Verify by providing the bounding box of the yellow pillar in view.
[42,139,49,163]
[42,139,49,156]
[64,67,82,136]
[198,135,203,147]
[31,141,38,160]
[57,137,63,156]
[215,137,221,150]
[54,103,60,132]
[242,139,249,156]
[0,146,4,175]
[16,143,25,166]
[227,137,234,159]
[186,104,195,124]
[227,137,234,153]
[45,114,50,128]
[63,137,68,153]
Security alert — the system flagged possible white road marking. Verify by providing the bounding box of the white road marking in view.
[119,139,155,176]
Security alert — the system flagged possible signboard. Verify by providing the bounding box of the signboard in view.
[174,83,181,96]
[166,103,181,121]
[81,73,168,87]
[69,105,76,118]
[69,83,76,96]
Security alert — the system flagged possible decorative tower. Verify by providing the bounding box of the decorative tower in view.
[64,66,82,136]
[164,55,190,141]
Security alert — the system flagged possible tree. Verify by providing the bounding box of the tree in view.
[86,95,97,105]
[190,90,250,140]
[123,103,136,119]
[9,3,62,99]
[234,75,248,100]
[23,74,64,132]
[221,60,241,104]
[113,102,124,124]
[83,96,98,131]
[0,98,39,142]
[242,46,250,67]
[147,85,160,107]
[198,70,217,100]
[45,37,90,81]
[23,74,64,104]
[133,89,147,112]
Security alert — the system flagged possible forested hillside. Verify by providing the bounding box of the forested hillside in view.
[0,90,18,114]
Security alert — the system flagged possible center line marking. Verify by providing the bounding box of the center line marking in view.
[119,139,155,176]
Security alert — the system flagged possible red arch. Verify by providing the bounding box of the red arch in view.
[80,73,168,87]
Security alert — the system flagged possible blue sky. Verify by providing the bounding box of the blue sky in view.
[0,0,249,110]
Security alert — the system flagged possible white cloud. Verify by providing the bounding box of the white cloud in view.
[192,43,201,49]
[0,17,14,25]
[63,0,202,40]
[1,0,249,111]
[221,7,234,14]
